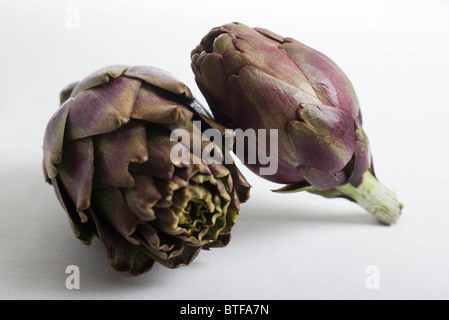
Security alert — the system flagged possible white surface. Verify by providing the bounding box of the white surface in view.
[1,0,449,300]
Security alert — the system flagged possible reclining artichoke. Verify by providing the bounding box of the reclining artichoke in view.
[191,22,402,225]
[43,65,250,274]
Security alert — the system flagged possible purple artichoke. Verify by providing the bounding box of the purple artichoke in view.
[191,22,402,225]
[43,65,250,274]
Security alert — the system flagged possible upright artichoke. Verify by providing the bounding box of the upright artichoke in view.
[43,65,250,274]
[191,22,402,225]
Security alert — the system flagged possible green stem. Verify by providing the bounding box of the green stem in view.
[335,171,403,225]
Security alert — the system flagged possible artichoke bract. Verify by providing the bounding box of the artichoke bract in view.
[43,65,250,274]
[191,22,402,225]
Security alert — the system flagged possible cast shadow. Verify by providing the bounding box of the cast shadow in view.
[2,166,382,297]
[1,167,171,297]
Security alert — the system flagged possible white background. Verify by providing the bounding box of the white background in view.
[1,0,448,300]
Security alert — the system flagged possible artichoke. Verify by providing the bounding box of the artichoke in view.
[43,65,250,274]
[191,22,402,225]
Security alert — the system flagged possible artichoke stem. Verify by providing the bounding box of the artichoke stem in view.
[335,171,402,225]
